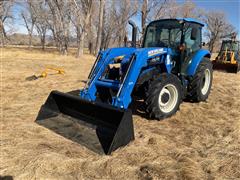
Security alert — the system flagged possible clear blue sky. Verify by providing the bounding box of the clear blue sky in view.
[11,0,240,39]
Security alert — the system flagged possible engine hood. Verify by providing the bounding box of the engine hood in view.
[136,47,172,57]
[102,47,172,60]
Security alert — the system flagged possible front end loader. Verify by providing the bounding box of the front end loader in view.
[212,38,240,73]
[36,18,213,154]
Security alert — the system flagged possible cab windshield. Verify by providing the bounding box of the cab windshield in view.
[143,20,183,49]
[221,42,239,52]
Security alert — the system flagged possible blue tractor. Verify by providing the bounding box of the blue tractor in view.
[36,18,213,154]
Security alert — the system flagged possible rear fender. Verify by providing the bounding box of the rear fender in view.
[185,49,211,76]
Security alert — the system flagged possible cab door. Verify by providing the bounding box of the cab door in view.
[180,23,202,74]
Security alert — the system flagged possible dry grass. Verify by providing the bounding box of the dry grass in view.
[1,47,240,180]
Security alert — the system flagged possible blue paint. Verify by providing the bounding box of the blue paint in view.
[79,47,136,101]
[79,47,171,109]
[176,18,205,26]
[79,19,211,110]
[186,49,211,76]
[95,79,120,90]
[150,18,205,27]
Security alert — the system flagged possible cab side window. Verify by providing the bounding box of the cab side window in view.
[184,26,201,54]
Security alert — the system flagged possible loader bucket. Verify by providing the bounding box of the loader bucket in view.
[36,90,134,155]
[212,61,240,73]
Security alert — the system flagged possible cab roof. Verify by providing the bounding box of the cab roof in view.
[150,18,205,27]
[222,40,240,43]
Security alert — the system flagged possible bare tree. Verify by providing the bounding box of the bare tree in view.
[95,0,105,54]
[205,11,235,52]
[87,10,96,55]
[20,0,38,48]
[181,0,196,18]
[99,0,138,48]
[0,0,13,47]
[141,0,167,35]
[71,0,93,57]
[141,0,148,35]
[153,0,201,20]
[116,0,138,46]
[34,2,49,50]
[101,0,116,49]
[154,0,178,19]
[117,1,129,46]
[2,0,237,57]
[47,0,72,55]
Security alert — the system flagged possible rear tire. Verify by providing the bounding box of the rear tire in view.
[145,74,182,120]
[188,58,213,102]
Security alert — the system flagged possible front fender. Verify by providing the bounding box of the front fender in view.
[136,67,159,86]
[186,49,211,76]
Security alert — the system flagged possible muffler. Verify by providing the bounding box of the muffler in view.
[36,90,134,155]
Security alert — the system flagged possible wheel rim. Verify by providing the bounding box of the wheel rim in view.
[201,69,211,95]
[158,84,178,113]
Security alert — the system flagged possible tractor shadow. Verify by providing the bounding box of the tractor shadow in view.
[0,175,13,180]
[183,98,197,103]
[79,80,87,83]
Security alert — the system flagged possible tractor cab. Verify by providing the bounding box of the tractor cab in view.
[221,40,240,52]
[99,19,205,82]
[218,40,240,61]
[143,19,204,73]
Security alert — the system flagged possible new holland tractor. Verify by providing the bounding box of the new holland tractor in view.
[36,18,213,154]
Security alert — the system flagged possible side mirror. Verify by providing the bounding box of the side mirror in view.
[191,28,198,40]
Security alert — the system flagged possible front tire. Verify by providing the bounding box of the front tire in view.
[188,58,213,102]
[145,74,182,120]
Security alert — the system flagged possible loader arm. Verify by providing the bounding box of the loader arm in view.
[80,48,136,101]
[81,47,171,109]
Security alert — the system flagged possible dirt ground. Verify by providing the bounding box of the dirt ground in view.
[1,47,240,180]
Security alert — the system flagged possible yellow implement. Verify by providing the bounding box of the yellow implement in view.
[40,67,65,78]
[213,40,240,73]
[26,67,65,81]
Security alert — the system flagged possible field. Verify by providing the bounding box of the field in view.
[1,47,240,179]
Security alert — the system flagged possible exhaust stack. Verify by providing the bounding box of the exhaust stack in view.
[128,20,137,47]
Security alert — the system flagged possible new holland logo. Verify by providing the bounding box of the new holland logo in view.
[148,48,166,57]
